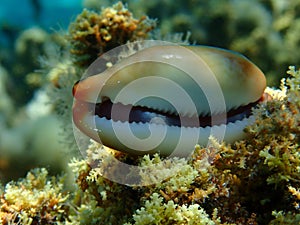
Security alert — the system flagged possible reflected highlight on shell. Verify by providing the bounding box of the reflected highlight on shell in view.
[72,44,267,156]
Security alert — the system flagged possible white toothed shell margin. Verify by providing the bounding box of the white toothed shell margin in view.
[80,113,254,156]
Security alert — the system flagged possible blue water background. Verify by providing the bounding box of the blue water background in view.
[0,0,82,28]
[0,0,83,45]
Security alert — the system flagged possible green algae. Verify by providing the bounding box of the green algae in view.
[1,1,300,224]
[68,2,156,67]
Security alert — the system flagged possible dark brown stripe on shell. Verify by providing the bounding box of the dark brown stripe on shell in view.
[93,99,259,128]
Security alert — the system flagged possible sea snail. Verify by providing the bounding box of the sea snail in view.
[72,44,266,157]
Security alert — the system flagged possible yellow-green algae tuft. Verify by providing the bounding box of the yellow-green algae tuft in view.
[125,193,216,225]
[0,168,68,224]
[1,67,299,224]
[2,1,300,224]
[66,66,300,225]
[68,1,156,67]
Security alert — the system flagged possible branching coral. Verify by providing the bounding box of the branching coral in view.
[125,193,216,225]
[68,154,140,225]
[3,1,299,224]
[2,64,299,224]
[63,66,299,225]
[247,66,300,186]
[0,168,69,224]
[68,2,156,67]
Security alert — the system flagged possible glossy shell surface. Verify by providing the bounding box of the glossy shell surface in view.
[72,45,266,156]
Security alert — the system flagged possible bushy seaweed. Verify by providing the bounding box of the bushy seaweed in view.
[65,66,300,225]
[68,2,156,67]
[0,168,68,224]
[1,2,300,224]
